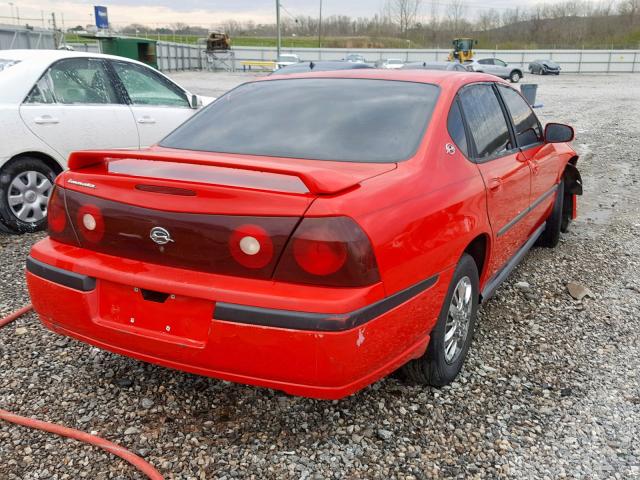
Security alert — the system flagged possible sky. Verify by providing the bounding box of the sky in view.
[3,0,553,29]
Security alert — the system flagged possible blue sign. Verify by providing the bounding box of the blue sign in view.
[94,6,109,29]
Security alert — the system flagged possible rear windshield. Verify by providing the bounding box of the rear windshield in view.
[0,59,20,72]
[161,78,440,163]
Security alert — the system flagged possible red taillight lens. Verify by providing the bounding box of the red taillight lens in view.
[76,204,105,243]
[47,186,66,234]
[229,224,274,269]
[275,217,380,287]
[47,186,79,246]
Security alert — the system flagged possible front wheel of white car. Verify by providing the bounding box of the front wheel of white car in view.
[0,157,56,234]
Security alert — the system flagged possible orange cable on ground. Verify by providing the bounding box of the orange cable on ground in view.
[0,304,165,480]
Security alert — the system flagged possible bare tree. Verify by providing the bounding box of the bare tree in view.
[446,0,467,33]
[385,0,423,35]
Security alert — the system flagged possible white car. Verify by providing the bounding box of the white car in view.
[380,58,405,69]
[0,50,212,233]
[275,54,300,70]
[465,58,524,83]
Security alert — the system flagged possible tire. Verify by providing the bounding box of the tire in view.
[537,180,564,248]
[509,70,522,83]
[0,157,57,234]
[401,254,479,387]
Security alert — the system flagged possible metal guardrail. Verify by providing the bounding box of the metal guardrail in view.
[0,24,55,50]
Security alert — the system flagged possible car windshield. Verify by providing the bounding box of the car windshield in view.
[0,59,20,72]
[278,55,297,62]
[161,78,440,163]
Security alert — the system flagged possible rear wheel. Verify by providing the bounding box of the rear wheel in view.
[0,158,56,234]
[509,70,521,83]
[401,254,479,387]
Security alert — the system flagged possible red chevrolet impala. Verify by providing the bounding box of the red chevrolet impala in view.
[26,70,582,399]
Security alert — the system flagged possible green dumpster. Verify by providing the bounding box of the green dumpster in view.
[98,37,158,69]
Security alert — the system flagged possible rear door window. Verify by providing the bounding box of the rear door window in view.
[498,85,543,148]
[447,99,468,157]
[458,84,513,161]
[26,58,119,105]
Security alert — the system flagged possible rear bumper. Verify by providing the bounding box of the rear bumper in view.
[27,239,451,399]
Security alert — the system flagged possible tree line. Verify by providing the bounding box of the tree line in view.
[116,0,640,49]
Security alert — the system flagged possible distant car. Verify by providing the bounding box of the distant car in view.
[402,61,469,72]
[275,54,300,70]
[344,54,366,64]
[529,59,561,75]
[379,58,404,69]
[466,58,524,83]
[270,61,373,76]
[0,49,212,233]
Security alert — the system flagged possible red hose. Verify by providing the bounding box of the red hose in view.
[0,304,164,480]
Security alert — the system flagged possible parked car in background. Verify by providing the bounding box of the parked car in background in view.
[402,61,469,72]
[465,58,524,83]
[529,59,561,75]
[344,54,366,63]
[27,70,582,399]
[379,58,405,69]
[275,54,300,70]
[271,61,374,75]
[0,50,212,233]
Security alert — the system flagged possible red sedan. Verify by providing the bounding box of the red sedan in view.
[26,70,582,399]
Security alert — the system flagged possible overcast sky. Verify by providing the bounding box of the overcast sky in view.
[6,0,551,28]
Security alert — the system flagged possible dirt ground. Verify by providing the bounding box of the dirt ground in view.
[1,72,639,479]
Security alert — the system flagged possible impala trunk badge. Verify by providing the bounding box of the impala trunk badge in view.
[150,227,174,245]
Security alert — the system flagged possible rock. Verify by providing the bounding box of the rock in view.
[141,398,155,409]
[515,281,531,290]
[377,429,393,441]
[15,327,27,335]
[124,427,139,436]
[567,281,593,300]
[116,377,133,388]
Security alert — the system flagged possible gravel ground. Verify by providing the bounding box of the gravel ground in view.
[1,73,639,479]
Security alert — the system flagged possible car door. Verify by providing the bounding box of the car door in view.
[458,83,532,278]
[19,57,139,163]
[109,60,194,147]
[493,59,510,77]
[497,84,560,232]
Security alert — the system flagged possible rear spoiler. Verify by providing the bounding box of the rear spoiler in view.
[67,150,396,196]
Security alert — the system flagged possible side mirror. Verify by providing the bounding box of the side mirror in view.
[189,94,202,109]
[545,123,574,143]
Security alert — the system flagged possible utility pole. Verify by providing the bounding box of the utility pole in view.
[276,0,281,59]
[51,12,59,48]
[318,0,323,49]
[9,3,14,24]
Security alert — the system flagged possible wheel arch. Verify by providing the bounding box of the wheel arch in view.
[1,151,64,177]
[462,233,491,288]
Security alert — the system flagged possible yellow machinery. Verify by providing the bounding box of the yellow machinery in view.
[448,38,477,62]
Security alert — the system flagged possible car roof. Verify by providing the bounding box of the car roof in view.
[258,68,502,89]
[0,49,151,68]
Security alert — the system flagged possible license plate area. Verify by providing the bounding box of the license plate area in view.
[97,280,213,348]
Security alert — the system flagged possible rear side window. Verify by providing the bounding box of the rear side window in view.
[498,85,542,148]
[40,58,118,104]
[161,78,440,163]
[459,84,512,160]
[447,99,468,157]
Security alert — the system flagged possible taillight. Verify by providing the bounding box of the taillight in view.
[274,217,380,287]
[47,186,66,234]
[76,204,105,243]
[47,186,78,246]
[229,224,274,269]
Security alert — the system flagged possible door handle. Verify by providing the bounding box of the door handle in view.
[488,178,503,192]
[34,115,59,125]
[137,116,156,124]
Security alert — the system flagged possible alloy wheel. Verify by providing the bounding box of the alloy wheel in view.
[444,276,473,364]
